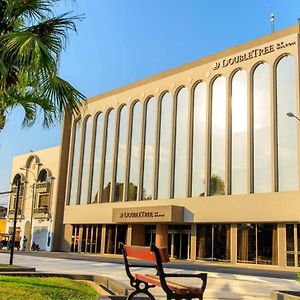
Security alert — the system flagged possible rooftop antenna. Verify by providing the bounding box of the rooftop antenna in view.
[270,12,275,33]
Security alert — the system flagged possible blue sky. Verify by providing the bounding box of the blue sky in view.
[0,0,299,205]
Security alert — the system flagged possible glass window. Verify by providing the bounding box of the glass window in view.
[174,88,189,198]
[79,117,93,205]
[37,169,48,182]
[128,102,142,201]
[157,93,172,199]
[210,76,226,196]
[113,106,129,202]
[69,120,81,205]
[192,82,206,197]
[237,224,256,263]
[213,224,230,261]
[102,110,116,203]
[90,113,104,204]
[38,194,49,208]
[142,97,156,200]
[276,55,298,191]
[257,223,277,265]
[196,224,212,260]
[231,70,247,194]
[286,224,295,266]
[253,63,272,193]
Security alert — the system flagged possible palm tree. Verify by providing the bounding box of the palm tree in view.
[0,0,85,131]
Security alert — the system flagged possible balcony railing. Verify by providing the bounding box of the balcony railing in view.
[33,207,49,219]
[36,182,50,193]
[8,208,22,219]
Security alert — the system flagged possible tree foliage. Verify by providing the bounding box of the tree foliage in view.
[0,0,85,131]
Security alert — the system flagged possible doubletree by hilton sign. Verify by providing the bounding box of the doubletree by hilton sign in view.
[212,40,296,70]
[112,205,184,223]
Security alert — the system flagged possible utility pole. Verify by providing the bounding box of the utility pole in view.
[9,179,20,265]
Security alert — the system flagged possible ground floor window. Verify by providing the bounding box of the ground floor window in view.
[145,225,156,246]
[196,224,230,262]
[105,225,127,254]
[286,224,300,267]
[237,223,277,265]
[71,224,102,253]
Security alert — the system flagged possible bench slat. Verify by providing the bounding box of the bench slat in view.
[135,274,203,295]
[125,245,169,263]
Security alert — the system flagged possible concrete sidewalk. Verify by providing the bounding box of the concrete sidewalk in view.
[0,251,299,299]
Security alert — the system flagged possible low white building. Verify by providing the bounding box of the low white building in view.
[6,146,60,251]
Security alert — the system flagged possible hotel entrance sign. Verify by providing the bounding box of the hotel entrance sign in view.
[112,205,184,223]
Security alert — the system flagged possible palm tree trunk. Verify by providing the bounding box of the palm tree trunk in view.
[0,109,6,131]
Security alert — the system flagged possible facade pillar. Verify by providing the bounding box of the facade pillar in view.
[277,223,286,267]
[131,224,145,246]
[231,224,237,264]
[78,226,83,252]
[190,224,197,260]
[155,224,168,247]
[60,224,72,252]
[100,225,106,254]
[126,224,132,245]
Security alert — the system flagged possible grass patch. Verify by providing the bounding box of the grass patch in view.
[0,275,98,300]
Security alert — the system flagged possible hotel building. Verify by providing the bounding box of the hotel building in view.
[9,24,300,269]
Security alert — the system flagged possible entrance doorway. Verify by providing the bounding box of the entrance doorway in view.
[168,225,191,259]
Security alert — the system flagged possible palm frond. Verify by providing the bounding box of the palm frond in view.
[1,30,57,74]
[41,73,84,117]
[29,13,83,56]
[4,0,57,23]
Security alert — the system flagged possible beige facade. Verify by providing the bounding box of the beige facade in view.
[7,146,60,251]
[10,25,299,269]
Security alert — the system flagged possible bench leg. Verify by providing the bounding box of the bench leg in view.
[126,289,156,300]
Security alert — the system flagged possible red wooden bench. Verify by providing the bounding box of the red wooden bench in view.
[120,243,207,300]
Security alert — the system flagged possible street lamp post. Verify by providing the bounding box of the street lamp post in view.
[287,112,300,122]
[9,179,20,265]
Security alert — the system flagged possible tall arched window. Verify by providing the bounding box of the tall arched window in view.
[113,106,129,202]
[79,116,93,204]
[37,169,48,182]
[10,174,24,213]
[157,92,172,199]
[231,70,247,194]
[69,120,81,205]
[276,55,298,191]
[174,87,189,198]
[128,102,141,201]
[210,76,226,196]
[37,169,50,209]
[253,63,271,193]
[102,110,116,203]
[90,113,104,203]
[142,97,156,200]
[192,82,206,197]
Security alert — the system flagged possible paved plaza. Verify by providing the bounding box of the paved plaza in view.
[0,252,300,299]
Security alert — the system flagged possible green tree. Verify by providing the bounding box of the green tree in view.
[0,0,85,131]
[210,174,225,195]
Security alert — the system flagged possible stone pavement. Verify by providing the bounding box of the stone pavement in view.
[0,252,299,299]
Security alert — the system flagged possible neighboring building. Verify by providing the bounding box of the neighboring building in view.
[0,206,7,234]
[6,147,60,251]
[9,24,300,270]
